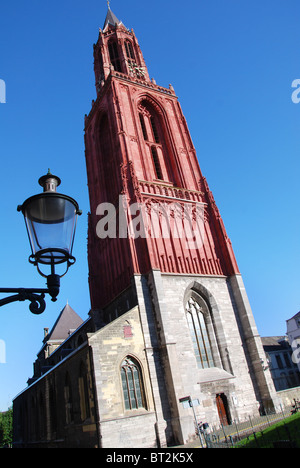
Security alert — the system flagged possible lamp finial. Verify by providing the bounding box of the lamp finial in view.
[38,171,61,192]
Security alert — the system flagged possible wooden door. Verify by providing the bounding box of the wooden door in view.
[216,393,230,426]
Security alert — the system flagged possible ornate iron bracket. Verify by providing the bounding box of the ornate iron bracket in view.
[0,274,60,314]
[0,288,47,314]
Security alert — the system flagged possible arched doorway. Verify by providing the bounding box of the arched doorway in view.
[216,393,231,426]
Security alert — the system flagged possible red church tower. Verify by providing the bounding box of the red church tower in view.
[84,6,278,445]
[85,7,239,309]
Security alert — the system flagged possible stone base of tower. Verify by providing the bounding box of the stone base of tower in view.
[132,270,280,446]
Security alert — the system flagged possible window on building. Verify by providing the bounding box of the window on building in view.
[186,296,214,369]
[121,357,146,410]
[79,362,90,420]
[98,113,119,200]
[49,384,57,434]
[108,40,122,72]
[150,116,160,143]
[275,354,284,369]
[151,146,163,180]
[139,113,148,140]
[64,372,74,424]
[38,393,46,439]
[138,99,173,182]
[284,352,292,368]
[125,40,135,60]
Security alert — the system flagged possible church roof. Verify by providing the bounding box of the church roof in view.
[261,336,289,352]
[44,303,83,343]
[103,6,123,30]
[287,311,300,321]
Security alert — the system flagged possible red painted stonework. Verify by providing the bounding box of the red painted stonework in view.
[85,14,239,309]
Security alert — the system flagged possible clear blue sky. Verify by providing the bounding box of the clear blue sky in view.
[0,0,299,411]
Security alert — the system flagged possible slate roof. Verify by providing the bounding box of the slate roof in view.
[287,311,300,321]
[261,336,289,352]
[43,303,83,343]
[103,7,123,30]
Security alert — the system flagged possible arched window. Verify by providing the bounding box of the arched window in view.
[186,296,214,369]
[125,40,135,60]
[138,99,174,182]
[108,40,122,72]
[79,362,90,421]
[64,372,74,424]
[49,384,57,434]
[121,357,146,410]
[38,392,46,439]
[98,113,119,200]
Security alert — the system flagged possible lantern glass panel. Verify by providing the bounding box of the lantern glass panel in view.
[23,193,78,265]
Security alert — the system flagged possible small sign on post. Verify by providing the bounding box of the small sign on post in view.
[179,395,203,447]
[179,396,191,409]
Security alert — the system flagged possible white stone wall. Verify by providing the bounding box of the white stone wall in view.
[158,273,262,426]
[132,270,269,443]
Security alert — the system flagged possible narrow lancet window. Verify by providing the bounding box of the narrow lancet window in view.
[108,41,122,72]
[139,113,148,140]
[186,297,214,369]
[151,146,163,180]
[138,99,174,182]
[121,357,145,410]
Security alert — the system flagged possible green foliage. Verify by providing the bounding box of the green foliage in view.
[0,407,13,447]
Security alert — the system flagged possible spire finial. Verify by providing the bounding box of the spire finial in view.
[107,0,110,9]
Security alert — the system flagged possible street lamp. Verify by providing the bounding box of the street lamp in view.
[0,170,81,314]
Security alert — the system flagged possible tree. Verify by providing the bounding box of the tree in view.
[0,408,13,447]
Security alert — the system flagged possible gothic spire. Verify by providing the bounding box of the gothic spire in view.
[103,2,123,30]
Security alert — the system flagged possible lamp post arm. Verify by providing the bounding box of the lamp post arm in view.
[0,288,48,314]
[0,275,60,314]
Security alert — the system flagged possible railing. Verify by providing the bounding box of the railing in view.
[196,404,300,448]
[139,180,204,204]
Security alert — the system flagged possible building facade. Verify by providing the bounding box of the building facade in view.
[13,7,279,448]
[262,336,300,391]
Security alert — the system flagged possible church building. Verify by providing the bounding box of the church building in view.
[13,6,279,448]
